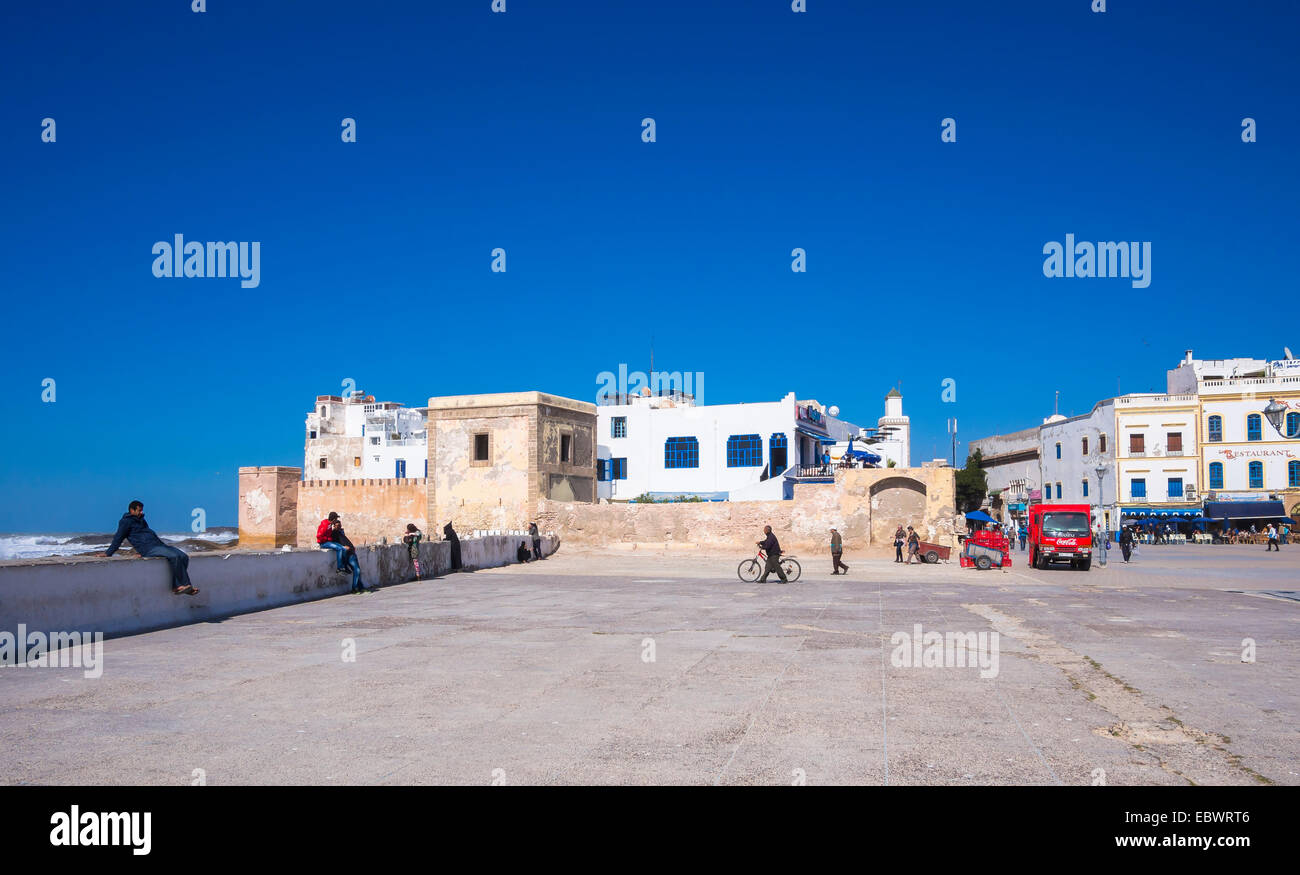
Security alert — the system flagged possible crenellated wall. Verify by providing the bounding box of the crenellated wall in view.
[296,478,429,549]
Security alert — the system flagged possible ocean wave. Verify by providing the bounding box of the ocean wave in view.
[0,529,239,561]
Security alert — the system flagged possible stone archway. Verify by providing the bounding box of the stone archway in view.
[869,476,928,546]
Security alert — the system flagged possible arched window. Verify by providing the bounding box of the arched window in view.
[1207,415,1222,442]
[769,433,788,474]
[1248,460,1264,488]
[1209,462,1223,490]
[1289,460,1300,488]
[1288,411,1300,438]
[1247,414,1262,442]
[664,436,699,469]
[726,434,762,467]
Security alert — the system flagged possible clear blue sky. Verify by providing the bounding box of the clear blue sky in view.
[1,0,1296,532]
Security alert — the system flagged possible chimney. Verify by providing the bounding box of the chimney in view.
[1184,349,1194,364]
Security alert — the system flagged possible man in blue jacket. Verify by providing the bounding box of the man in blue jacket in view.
[101,500,199,595]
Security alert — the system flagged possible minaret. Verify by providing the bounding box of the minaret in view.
[879,388,911,467]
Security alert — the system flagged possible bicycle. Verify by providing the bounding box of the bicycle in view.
[737,549,802,582]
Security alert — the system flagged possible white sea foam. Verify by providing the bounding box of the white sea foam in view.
[0,530,238,561]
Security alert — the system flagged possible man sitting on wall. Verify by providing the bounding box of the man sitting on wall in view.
[102,500,199,596]
[317,512,375,594]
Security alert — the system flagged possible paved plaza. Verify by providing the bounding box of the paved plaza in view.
[2,543,1297,785]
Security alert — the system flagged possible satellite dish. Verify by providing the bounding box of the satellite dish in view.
[1286,347,1294,360]
[828,405,840,417]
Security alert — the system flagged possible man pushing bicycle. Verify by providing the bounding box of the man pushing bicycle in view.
[756,525,788,584]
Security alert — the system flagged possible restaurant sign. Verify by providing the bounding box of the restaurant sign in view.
[1212,448,1296,460]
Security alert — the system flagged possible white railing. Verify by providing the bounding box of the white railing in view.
[1117,394,1198,405]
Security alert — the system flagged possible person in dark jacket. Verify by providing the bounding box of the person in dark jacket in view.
[756,525,788,583]
[102,500,199,595]
[323,514,375,593]
[517,541,532,563]
[829,527,849,574]
[444,521,462,571]
[1120,525,1134,563]
[529,521,543,560]
[893,525,906,563]
[403,523,424,581]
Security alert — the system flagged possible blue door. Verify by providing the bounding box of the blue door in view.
[395,459,406,478]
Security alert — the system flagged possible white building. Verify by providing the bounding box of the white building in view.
[305,392,428,480]
[969,427,1041,525]
[1112,393,1200,527]
[1194,358,1300,519]
[595,389,907,502]
[972,349,1300,533]
[1038,399,1119,531]
[871,388,911,468]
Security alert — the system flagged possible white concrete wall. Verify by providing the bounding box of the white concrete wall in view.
[1201,396,1300,492]
[1115,396,1200,503]
[0,535,556,644]
[597,397,797,501]
[1039,400,1118,506]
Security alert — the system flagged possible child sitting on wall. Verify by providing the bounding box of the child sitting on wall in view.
[403,524,424,580]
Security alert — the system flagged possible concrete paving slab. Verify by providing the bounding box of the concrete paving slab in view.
[1,544,1296,784]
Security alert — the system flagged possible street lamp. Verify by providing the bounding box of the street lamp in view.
[1095,465,1108,567]
[1263,398,1299,438]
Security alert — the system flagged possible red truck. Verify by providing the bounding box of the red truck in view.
[1028,503,1093,570]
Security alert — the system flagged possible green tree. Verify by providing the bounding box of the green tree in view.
[954,449,988,513]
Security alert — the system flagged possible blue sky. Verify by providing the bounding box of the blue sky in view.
[1,0,1296,532]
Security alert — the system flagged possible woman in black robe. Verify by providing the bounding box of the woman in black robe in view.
[443,521,462,570]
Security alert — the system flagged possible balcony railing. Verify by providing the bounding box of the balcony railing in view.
[792,465,836,479]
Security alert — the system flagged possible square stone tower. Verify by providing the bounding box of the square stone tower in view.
[238,466,301,548]
[425,392,596,533]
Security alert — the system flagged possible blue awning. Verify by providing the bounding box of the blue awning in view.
[965,510,996,523]
[1203,500,1286,520]
[796,426,835,442]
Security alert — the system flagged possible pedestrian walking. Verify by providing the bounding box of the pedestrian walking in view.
[829,527,849,574]
[893,525,906,563]
[529,521,543,560]
[756,525,788,584]
[905,526,921,564]
[102,500,199,595]
[403,523,424,580]
[444,521,462,571]
[1120,525,1134,563]
[1281,523,1290,546]
[1019,524,1027,552]
[1265,523,1279,552]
